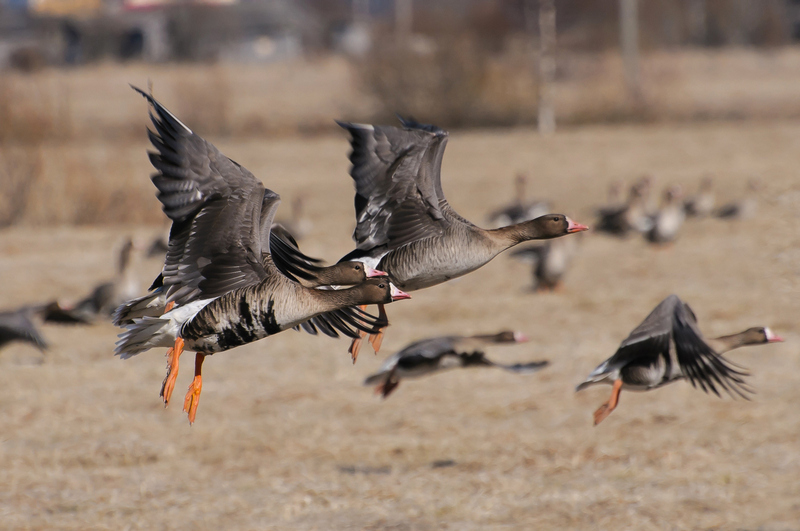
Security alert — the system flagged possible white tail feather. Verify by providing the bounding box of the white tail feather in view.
[115,317,173,359]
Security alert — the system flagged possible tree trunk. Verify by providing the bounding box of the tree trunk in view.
[537,0,556,135]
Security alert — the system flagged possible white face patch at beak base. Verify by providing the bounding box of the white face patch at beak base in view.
[765,328,783,342]
[389,284,411,301]
[365,265,388,278]
[513,331,529,343]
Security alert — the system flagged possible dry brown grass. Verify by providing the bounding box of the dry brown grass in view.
[1,120,799,529]
[2,48,800,226]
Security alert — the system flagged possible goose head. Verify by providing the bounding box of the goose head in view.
[352,279,411,304]
[522,214,589,240]
[322,262,388,286]
[741,327,784,345]
[487,330,529,344]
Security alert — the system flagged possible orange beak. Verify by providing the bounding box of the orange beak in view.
[566,218,589,233]
[365,265,388,278]
[390,284,411,301]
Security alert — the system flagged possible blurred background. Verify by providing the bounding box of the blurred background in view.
[2,2,800,529]
[2,0,800,226]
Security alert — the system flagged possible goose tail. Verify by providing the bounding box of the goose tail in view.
[114,317,173,359]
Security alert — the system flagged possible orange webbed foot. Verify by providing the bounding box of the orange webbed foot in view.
[349,333,366,364]
[160,337,184,406]
[368,329,384,353]
[367,303,388,353]
[593,379,623,426]
[183,353,205,425]
[593,403,612,425]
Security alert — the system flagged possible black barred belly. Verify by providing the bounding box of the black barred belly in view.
[181,296,283,354]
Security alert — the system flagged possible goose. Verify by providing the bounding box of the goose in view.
[683,176,715,217]
[510,235,580,292]
[364,331,548,398]
[113,224,386,327]
[42,237,141,324]
[645,185,685,245]
[115,87,410,424]
[337,117,587,358]
[715,179,761,220]
[486,173,551,228]
[595,179,653,236]
[0,306,48,352]
[576,294,783,425]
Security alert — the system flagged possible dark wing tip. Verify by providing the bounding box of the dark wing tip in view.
[131,84,192,135]
[396,114,448,136]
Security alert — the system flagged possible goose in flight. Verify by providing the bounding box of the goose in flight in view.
[115,87,410,424]
[337,117,587,359]
[576,295,783,425]
[364,331,548,398]
[0,306,48,352]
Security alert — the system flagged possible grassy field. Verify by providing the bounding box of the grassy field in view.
[1,118,799,529]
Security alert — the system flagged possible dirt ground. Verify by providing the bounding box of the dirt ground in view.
[1,120,799,530]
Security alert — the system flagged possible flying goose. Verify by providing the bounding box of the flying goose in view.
[486,173,551,228]
[646,185,685,245]
[576,295,783,425]
[337,117,587,358]
[115,87,410,424]
[113,224,386,327]
[0,306,48,352]
[364,331,548,398]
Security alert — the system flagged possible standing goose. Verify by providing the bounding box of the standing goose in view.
[645,185,685,245]
[715,179,761,220]
[364,331,548,398]
[115,87,410,424]
[576,295,783,425]
[510,235,580,292]
[683,176,715,217]
[596,179,652,237]
[43,237,140,324]
[486,173,551,228]
[0,306,48,352]
[337,117,587,358]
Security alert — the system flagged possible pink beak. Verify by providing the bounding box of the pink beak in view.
[365,265,388,278]
[566,218,589,233]
[513,331,529,343]
[390,284,411,301]
[765,328,783,343]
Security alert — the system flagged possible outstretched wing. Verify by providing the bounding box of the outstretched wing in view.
[601,295,680,371]
[337,119,451,253]
[133,86,273,305]
[672,300,751,398]
[268,223,327,283]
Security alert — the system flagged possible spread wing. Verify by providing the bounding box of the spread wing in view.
[268,223,327,283]
[672,300,751,398]
[133,86,274,305]
[337,119,452,253]
[603,295,679,370]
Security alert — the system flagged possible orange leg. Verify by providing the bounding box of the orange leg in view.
[593,379,623,426]
[160,337,185,406]
[164,301,175,313]
[367,304,388,353]
[183,353,206,425]
[348,305,369,364]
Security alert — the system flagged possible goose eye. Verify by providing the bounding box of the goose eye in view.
[378,283,386,289]
[354,265,361,271]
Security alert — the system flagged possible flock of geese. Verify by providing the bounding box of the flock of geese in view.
[0,86,783,427]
